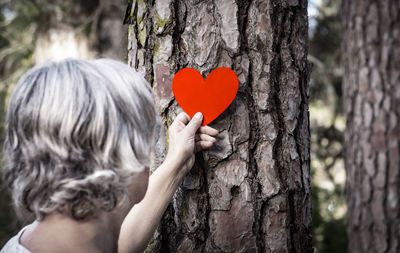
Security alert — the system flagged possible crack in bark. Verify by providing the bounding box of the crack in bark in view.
[170,0,187,72]
[234,0,264,249]
[269,1,291,248]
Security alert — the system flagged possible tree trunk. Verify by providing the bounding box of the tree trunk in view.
[34,0,128,63]
[342,0,400,252]
[126,0,311,252]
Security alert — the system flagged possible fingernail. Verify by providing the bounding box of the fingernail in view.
[195,112,203,119]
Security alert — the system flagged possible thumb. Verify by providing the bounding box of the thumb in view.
[185,112,203,135]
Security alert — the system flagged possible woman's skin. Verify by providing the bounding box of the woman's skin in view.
[19,112,218,253]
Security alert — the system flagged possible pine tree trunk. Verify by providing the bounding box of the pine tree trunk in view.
[126,0,311,252]
[342,0,400,252]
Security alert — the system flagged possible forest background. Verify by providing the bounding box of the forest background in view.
[0,0,346,252]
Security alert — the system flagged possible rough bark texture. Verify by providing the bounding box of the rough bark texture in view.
[126,0,311,252]
[342,0,400,252]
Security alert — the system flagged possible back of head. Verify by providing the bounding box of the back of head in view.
[3,58,157,220]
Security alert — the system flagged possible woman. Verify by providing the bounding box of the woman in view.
[0,58,218,253]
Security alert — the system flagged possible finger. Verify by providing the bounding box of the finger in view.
[195,140,214,152]
[185,112,203,135]
[195,133,216,143]
[174,112,191,125]
[198,126,219,136]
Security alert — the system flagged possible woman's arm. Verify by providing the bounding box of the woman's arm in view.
[118,112,218,253]
[117,159,184,253]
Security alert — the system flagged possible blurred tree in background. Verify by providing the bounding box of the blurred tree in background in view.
[309,0,347,252]
[342,0,400,252]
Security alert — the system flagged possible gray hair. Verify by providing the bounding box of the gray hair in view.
[3,58,157,220]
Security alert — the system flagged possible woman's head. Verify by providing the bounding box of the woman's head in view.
[3,58,157,220]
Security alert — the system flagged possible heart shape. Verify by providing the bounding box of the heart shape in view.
[172,67,238,126]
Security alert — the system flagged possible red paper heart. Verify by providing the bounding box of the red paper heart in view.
[172,67,239,126]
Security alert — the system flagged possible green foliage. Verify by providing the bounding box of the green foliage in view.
[0,0,43,246]
[0,0,41,83]
[309,0,342,109]
[0,85,20,247]
[309,0,347,252]
[0,176,19,247]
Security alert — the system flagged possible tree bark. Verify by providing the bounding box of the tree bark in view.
[342,0,400,252]
[126,0,311,252]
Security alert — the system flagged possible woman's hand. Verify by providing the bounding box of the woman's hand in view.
[118,112,218,253]
[164,112,219,177]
